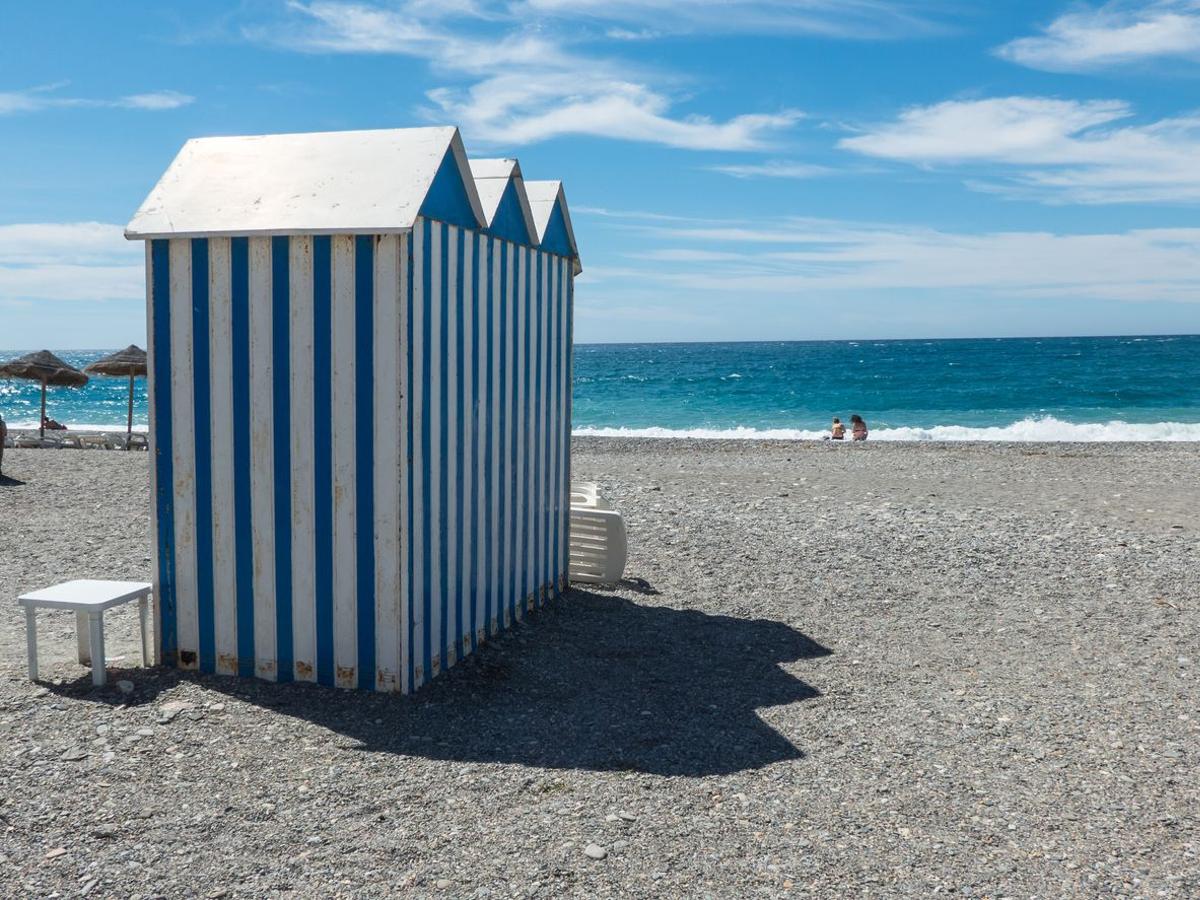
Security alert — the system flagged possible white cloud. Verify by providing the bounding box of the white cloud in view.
[117,90,194,110]
[839,96,1200,203]
[708,159,831,178]
[0,83,193,116]
[997,0,1200,71]
[610,215,1200,303]
[521,0,945,39]
[0,223,142,303]
[255,1,802,150]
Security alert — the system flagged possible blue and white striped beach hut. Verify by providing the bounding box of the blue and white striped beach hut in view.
[125,126,580,693]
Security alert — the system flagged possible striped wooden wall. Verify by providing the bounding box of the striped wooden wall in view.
[145,219,574,693]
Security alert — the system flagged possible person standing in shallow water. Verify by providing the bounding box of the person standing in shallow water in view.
[851,414,868,441]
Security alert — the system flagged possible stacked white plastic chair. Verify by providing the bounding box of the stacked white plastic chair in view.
[568,481,628,584]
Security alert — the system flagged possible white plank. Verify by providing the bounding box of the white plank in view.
[537,250,548,599]
[522,247,534,616]
[474,233,487,643]
[374,233,403,691]
[289,235,317,682]
[207,238,238,675]
[398,233,411,693]
[504,243,513,628]
[488,236,501,635]
[446,225,459,667]
[248,236,277,679]
[429,221,443,677]
[540,250,549,595]
[411,221,426,690]
[460,231,475,657]
[331,234,358,688]
[168,238,198,667]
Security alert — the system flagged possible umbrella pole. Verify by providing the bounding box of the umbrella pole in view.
[127,373,134,450]
[40,381,46,439]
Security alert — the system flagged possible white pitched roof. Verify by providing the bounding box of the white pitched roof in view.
[525,180,579,260]
[126,126,486,239]
[468,158,537,241]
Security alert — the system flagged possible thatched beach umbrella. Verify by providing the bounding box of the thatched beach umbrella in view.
[0,350,88,439]
[84,345,147,449]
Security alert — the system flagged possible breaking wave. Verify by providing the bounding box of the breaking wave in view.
[574,416,1200,442]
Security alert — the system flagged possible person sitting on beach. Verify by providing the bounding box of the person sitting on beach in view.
[42,415,66,431]
[850,414,868,441]
[830,417,845,440]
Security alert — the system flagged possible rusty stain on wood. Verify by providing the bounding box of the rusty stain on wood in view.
[217,653,238,674]
[295,660,314,679]
[179,649,197,668]
[336,665,356,687]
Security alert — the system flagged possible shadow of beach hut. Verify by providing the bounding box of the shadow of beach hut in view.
[60,590,832,777]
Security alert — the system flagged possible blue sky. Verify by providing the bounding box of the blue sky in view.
[2,0,1199,347]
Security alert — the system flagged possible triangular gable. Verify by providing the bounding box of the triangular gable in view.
[420,142,487,230]
[525,180,580,273]
[469,158,537,245]
[126,126,486,239]
[540,202,574,260]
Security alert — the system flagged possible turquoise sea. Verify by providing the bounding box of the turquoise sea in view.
[2,335,1199,440]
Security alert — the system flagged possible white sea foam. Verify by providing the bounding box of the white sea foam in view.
[574,416,1200,442]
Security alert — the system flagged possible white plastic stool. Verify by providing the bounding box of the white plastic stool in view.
[19,580,152,687]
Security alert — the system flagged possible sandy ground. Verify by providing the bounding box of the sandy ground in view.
[0,440,1198,898]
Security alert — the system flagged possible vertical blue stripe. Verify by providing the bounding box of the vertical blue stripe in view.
[453,226,463,657]
[497,242,508,626]
[531,251,540,605]
[421,220,433,681]
[566,271,574,578]
[537,252,547,607]
[455,229,466,656]
[230,238,255,677]
[271,236,294,683]
[313,235,335,687]
[406,231,416,690]
[522,247,533,609]
[190,238,215,674]
[150,240,177,665]
[486,237,497,635]
[439,222,450,668]
[354,235,377,690]
[554,258,564,594]
[470,235,481,650]
[507,245,518,621]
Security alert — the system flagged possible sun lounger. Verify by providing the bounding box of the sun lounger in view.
[79,434,112,450]
[571,481,600,508]
[569,491,628,585]
[15,434,61,449]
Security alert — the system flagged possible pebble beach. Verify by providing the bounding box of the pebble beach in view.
[1,438,1198,897]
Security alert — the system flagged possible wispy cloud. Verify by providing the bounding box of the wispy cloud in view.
[0,83,194,116]
[247,1,808,150]
[521,0,948,39]
[708,159,831,179]
[997,0,1200,71]
[0,223,142,303]
[601,215,1200,303]
[117,90,194,110]
[839,95,1200,204]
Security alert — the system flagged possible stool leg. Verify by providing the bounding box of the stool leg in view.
[88,612,106,688]
[138,595,151,666]
[25,607,38,681]
[76,610,91,665]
